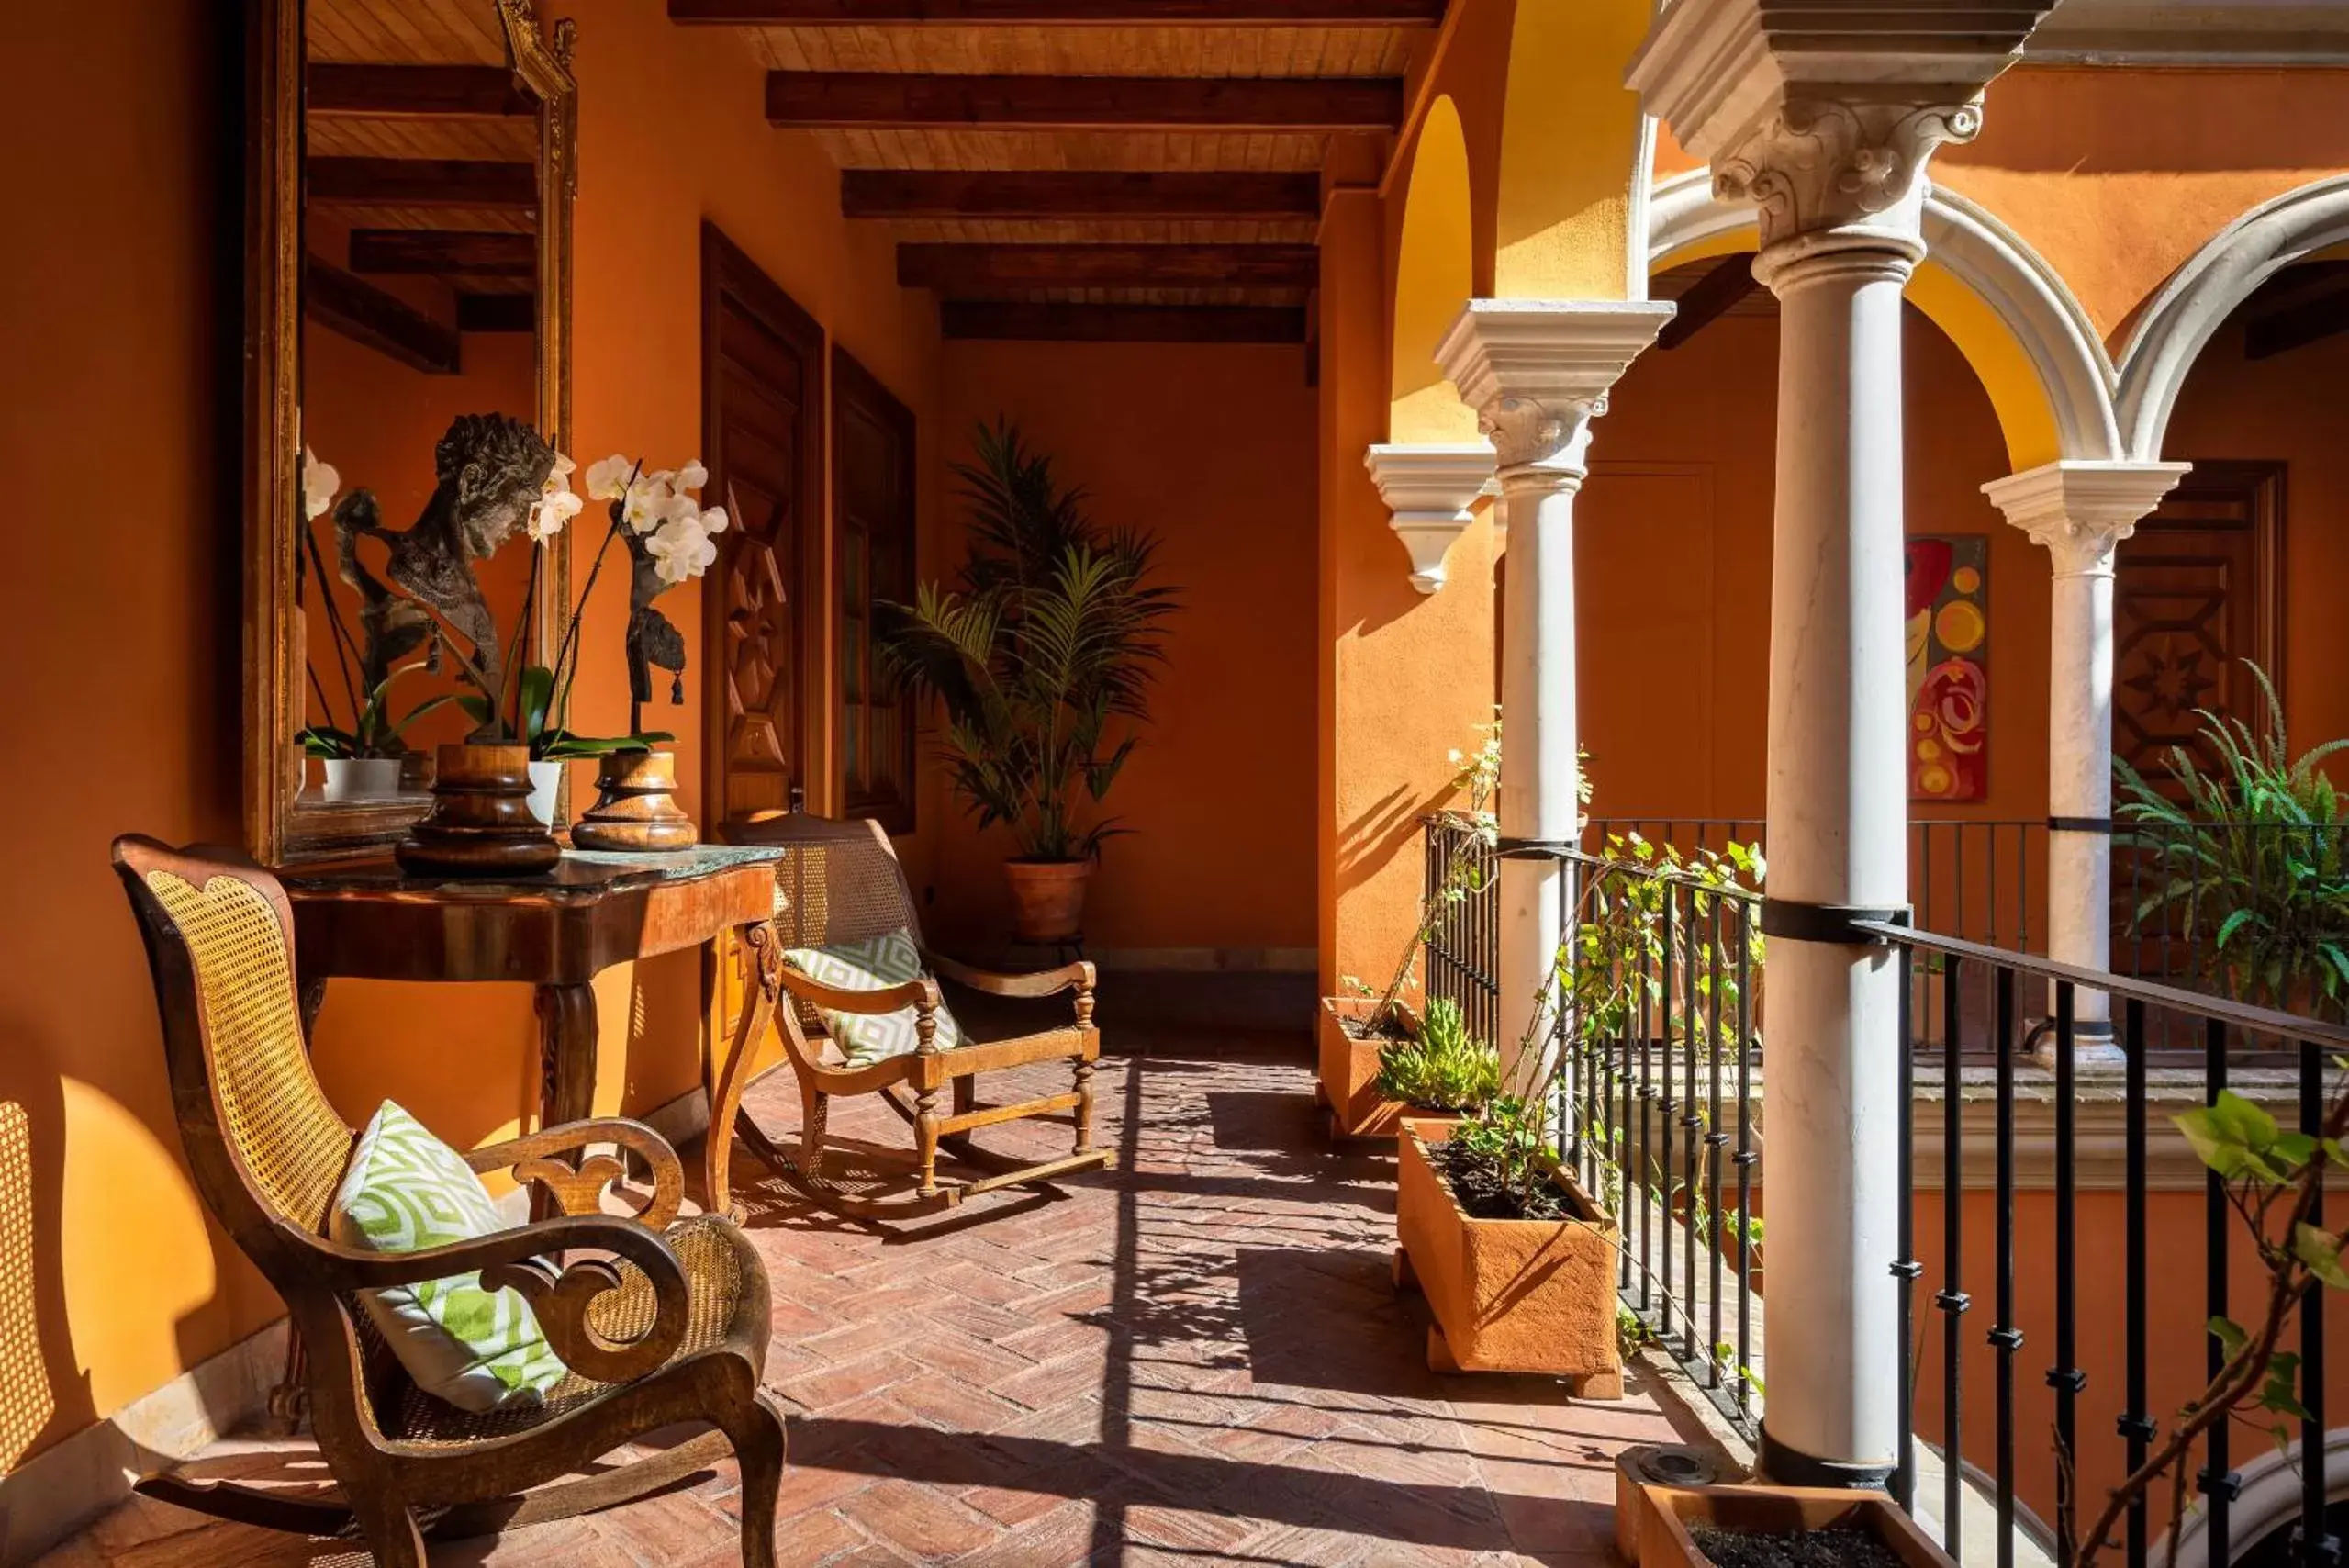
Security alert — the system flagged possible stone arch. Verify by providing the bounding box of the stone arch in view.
[1647,169,2123,469]
[1493,0,1651,300]
[2156,1427,2349,1568]
[1390,95,1479,443]
[2116,173,2349,462]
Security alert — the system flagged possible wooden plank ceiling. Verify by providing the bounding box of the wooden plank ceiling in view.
[672,0,1437,342]
[304,0,536,376]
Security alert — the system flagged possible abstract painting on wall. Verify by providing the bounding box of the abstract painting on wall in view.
[1906,535,1988,801]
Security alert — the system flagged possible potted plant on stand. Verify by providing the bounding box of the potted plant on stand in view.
[882,420,1178,944]
[1322,722,1502,1140]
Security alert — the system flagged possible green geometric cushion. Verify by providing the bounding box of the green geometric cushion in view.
[329,1101,567,1414]
[781,928,964,1066]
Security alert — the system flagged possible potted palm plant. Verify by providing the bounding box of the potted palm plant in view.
[883,421,1177,943]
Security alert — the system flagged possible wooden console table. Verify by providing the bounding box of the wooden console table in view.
[279,845,786,1216]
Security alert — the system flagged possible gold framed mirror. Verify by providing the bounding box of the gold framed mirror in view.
[243,0,576,866]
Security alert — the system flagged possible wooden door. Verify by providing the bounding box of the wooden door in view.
[2111,460,2286,795]
[701,223,825,823]
[832,344,918,834]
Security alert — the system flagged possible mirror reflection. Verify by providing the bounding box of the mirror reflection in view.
[293,0,549,823]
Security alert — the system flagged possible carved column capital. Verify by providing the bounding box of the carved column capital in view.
[1982,460,2193,577]
[1432,300,1675,488]
[1716,95,1982,256]
[1363,442,1497,594]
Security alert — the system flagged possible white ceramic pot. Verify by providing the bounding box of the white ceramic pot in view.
[526,758,564,827]
[321,756,403,802]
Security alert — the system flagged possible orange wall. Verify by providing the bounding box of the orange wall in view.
[2165,301,2349,754]
[1584,296,2053,843]
[0,0,942,1480]
[1943,68,2349,346]
[923,341,1317,958]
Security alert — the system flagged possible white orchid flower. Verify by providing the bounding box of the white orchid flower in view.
[696,505,728,535]
[646,515,717,585]
[584,454,634,501]
[672,460,708,495]
[529,485,584,542]
[301,447,340,521]
[622,474,674,534]
[662,491,703,528]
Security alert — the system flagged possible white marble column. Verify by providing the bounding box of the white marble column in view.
[1632,0,2051,1488]
[1983,460,2187,1064]
[1364,442,1498,594]
[1433,303,1673,1102]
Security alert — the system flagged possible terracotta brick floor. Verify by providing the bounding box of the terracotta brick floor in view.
[41,1015,1713,1566]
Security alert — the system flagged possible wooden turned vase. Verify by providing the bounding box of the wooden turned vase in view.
[394,742,562,877]
[569,748,698,852]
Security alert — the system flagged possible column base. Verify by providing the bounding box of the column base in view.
[1756,1425,1896,1491]
[2029,1015,2124,1071]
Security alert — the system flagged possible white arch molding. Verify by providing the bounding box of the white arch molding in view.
[1646,168,2125,462]
[2158,1426,2349,1568]
[2116,173,2349,461]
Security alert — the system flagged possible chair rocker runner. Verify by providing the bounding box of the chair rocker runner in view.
[710,811,1112,1221]
[111,836,789,1568]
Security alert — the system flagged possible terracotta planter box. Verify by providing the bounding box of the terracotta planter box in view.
[1317,995,1410,1141]
[1623,1479,1954,1568]
[1392,1119,1623,1393]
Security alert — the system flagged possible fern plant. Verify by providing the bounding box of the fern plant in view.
[880,420,1178,860]
[2114,659,2349,1019]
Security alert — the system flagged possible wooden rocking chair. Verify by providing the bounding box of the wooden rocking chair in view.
[111,837,789,1567]
[710,811,1112,1220]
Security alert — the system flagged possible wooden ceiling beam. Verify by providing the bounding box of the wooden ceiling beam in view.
[768,71,1402,129]
[307,63,533,118]
[842,169,1320,219]
[308,157,537,210]
[305,256,461,375]
[677,0,1441,21]
[899,241,1316,291]
[1656,253,1758,350]
[348,229,538,279]
[456,293,537,333]
[941,301,1305,343]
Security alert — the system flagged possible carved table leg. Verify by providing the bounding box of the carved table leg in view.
[533,983,598,1222]
[705,923,779,1222]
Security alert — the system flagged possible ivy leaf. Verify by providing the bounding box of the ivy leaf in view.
[2271,1131,2319,1171]
[2209,1316,2250,1359]
[2294,1224,2349,1290]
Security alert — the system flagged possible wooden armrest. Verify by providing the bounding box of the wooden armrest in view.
[300,1215,688,1383]
[467,1118,684,1231]
[778,967,940,1015]
[923,950,1095,1000]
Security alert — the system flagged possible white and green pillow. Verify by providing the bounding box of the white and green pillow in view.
[782,928,963,1066]
[330,1101,567,1414]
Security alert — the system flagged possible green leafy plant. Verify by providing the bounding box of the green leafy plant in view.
[2072,1082,2349,1568]
[2115,659,2349,1020]
[296,661,455,760]
[1354,719,1506,1037]
[881,420,1178,861]
[1376,997,1501,1112]
[456,666,670,762]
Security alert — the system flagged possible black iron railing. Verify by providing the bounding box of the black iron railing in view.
[1418,813,2349,1568]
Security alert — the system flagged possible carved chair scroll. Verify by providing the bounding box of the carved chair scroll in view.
[710,812,1111,1220]
[111,836,789,1568]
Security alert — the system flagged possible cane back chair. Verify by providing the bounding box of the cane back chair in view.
[110,836,789,1567]
[711,812,1111,1220]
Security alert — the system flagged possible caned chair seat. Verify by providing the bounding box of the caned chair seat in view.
[111,836,791,1568]
[381,1215,759,1448]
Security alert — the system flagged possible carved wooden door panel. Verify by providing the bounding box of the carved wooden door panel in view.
[2111,461,2285,797]
[701,224,824,824]
[832,344,917,834]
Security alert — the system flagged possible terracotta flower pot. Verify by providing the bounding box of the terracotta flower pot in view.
[1314,995,1426,1142]
[1004,857,1091,943]
[394,742,561,878]
[1621,1476,1953,1568]
[570,748,698,852]
[1393,1119,1623,1391]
